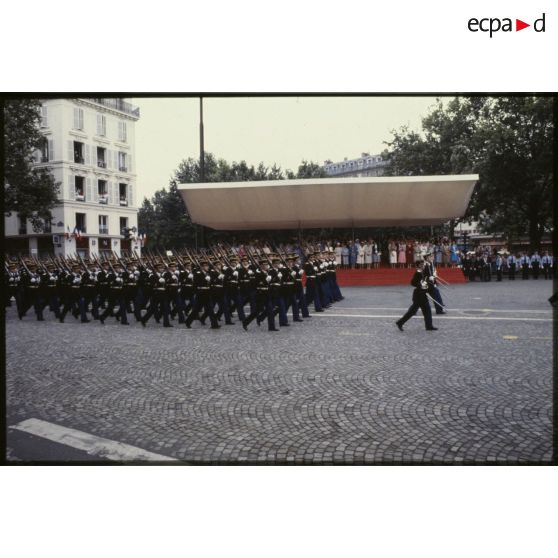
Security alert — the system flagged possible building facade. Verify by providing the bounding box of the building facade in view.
[323,152,387,177]
[4,98,142,258]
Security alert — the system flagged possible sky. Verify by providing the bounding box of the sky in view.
[132,96,441,203]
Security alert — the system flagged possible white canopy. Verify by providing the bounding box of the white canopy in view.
[178,175,478,230]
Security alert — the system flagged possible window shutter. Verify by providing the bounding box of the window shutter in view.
[73,108,79,129]
[92,179,99,202]
[86,178,92,202]
[128,154,132,173]
[48,139,54,161]
[118,121,122,141]
[108,181,114,205]
[102,115,106,136]
[85,144,90,166]
[41,105,48,127]
[128,184,134,207]
[96,114,101,135]
[68,175,75,200]
[68,140,74,161]
[79,109,84,130]
[122,122,127,142]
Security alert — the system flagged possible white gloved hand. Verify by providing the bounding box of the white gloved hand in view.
[159,277,165,284]
[116,277,123,284]
[266,275,272,283]
[291,271,296,278]
[248,270,254,275]
[188,273,194,280]
[277,272,283,279]
[298,270,304,277]
[218,274,224,280]
[429,276,434,282]
[233,271,239,278]
[205,275,211,282]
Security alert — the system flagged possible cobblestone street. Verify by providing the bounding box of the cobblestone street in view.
[5,281,554,463]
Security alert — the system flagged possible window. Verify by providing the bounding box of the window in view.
[96,113,106,136]
[18,215,27,235]
[41,105,48,127]
[40,138,49,162]
[118,121,127,142]
[99,215,109,235]
[120,217,128,235]
[119,183,128,205]
[98,180,108,204]
[73,107,84,130]
[97,147,107,168]
[118,152,127,172]
[74,141,84,164]
[75,176,85,201]
[75,213,86,233]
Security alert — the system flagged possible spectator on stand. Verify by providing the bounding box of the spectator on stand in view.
[349,241,357,269]
[372,240,381,269]
[363,241,372,269]
[334,242,343,267]
[356,239,365,269]
[405,241,414,269]
[398,240,406,269]
[341,244,349,269]
[389,240,397,269]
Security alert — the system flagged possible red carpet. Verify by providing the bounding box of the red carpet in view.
[335,267,467,286]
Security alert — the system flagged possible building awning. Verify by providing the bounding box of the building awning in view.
[178,175,478,230]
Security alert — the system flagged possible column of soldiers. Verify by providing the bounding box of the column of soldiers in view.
[4,247,344,332]
[461,250,554,282]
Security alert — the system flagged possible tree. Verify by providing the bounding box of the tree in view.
[383,96,553,249]
[4,99,60,231]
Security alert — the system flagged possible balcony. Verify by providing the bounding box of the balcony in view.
[88,98,140,118]
[97,161,107,168]
[119,198,128,206]
[75,193,85,202]
[119,166,128,172]
[74,156,85,164]
[76,226,87,234]
[99,226,109,235]
[98,194,109,204]
[41,156,49,163]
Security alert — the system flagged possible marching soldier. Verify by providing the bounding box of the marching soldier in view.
[304,253,324,312]
[423,252,446,315]
[242,258,278,331]
[292,254,310,319]
[99,262,129,325]
[141,263,172,327]
[281,255,303,323]
[270,255,289,327]
[395,260,438,332]
[185,259,219,329]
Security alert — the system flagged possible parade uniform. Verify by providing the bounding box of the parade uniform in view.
[541,254,553,279]
[185,264,219,329]
[520,255,531,279]
[530,253,541,280]
[396,266,436,331]
[242,262,277,331]
[507,254,517,280]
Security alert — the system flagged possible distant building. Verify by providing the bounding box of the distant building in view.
[323,152,387,177]
[4,98,142,258]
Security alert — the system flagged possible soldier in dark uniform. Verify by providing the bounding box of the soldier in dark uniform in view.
[237,256,255,322]
[395,260,437,331]
[185,259,219,329]
[99,262,129,325]
[269,255,289,327]
[58,264,82,323]
[221,255,239,322]
[242,258,278,331]
[304,253,324,312]
[281,255,303,323]
[292,254,310,319]
[205,258,233,325]
[141,263,172,327]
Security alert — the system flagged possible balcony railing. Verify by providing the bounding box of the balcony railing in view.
[41,156,49,163]
[119,166,128,172]
[119,198,128,206]
[99,226,109,235]
[76,226,87,234]
[75,193,85,202]
[97,161,107,168]
[74,156,85,164]
[98,195,108,204]
[88,98,140,118]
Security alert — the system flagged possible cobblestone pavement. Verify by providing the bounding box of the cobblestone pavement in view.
[5,280,554,464]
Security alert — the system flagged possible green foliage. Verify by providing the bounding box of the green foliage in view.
[4,99,60,231]
[383,96,554,248]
